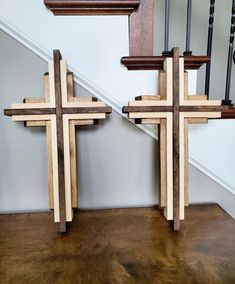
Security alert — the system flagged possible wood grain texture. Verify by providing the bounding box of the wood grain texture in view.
[184,72,188,100]
[4,108,55,116]
[172,48,180,231]
[46,121,54,209]
[69,120,78,208]
[44,0,140,15]
[128,101,172,107]
[12,115,53,122]
[62,106,112,114]
[53,50,67,232]
[159,71,167,100]
[121,56,210,70]
[184,112,221,119]
[129,0,154,56]
[159,119,167,208]
[51,116,60,223]
[1,205,235,283]
[188,95,208,100]
[63,115,73,222]
[188,118,208,124]
[128,112,170,119]
[135,118,160,124]
[4,106,111,117]
[123,106,173,113]
[164,113,173,221]
[179,113,185,220]
[122,50,228,231]
[221,107,235,118]
[67,72,77,209]
[4,51,112,233]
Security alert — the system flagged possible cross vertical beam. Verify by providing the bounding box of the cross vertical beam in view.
[53,50,67,232]
[172,48,180,231]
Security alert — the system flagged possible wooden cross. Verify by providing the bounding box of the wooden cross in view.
[123,48,230,230]
[4,50,112,232]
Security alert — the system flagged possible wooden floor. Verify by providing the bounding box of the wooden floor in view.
[0,205,235,284]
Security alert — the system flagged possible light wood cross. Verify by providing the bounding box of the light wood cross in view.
[123,48,227,230]
[4,50,112,232]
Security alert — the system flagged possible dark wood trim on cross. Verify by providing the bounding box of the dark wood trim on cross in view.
[4,107,112,116]
[172,48,180,231]
[54,50,67,232]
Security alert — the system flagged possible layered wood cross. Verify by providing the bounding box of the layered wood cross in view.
[4,50,112,232]
[123,48,228,230]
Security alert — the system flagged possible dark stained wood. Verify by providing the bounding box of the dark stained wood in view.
[121,55,211,70]
[0,205,235,283]
[44,0,140,15]
[129,0,154,56]
[4,108,56,116]
[122,106,173,113]
[53,50,67,233]
[134,118,142,124]
[4,107,111,117]
[180,105,229,112]
[172,47,180,231]
[62,106,112,114]
[221,106,235,118]
[123,105,230,114]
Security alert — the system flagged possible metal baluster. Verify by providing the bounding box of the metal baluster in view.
[162,0,171,56]
[205,0,215,98]
[184,0,193,56]
[222,0,235,106]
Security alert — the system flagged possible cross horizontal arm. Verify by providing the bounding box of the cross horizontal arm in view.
[122,105,231,114]
[4,106,112,117]
[62,106,112,114]
[180,105,229,112]
[123,106,173,113]
[4,108,55,116]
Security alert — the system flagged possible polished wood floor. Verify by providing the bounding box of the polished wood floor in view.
[0,204,235,284]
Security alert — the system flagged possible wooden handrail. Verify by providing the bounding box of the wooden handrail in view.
[121,56,210,70]
[44,0,140,15]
